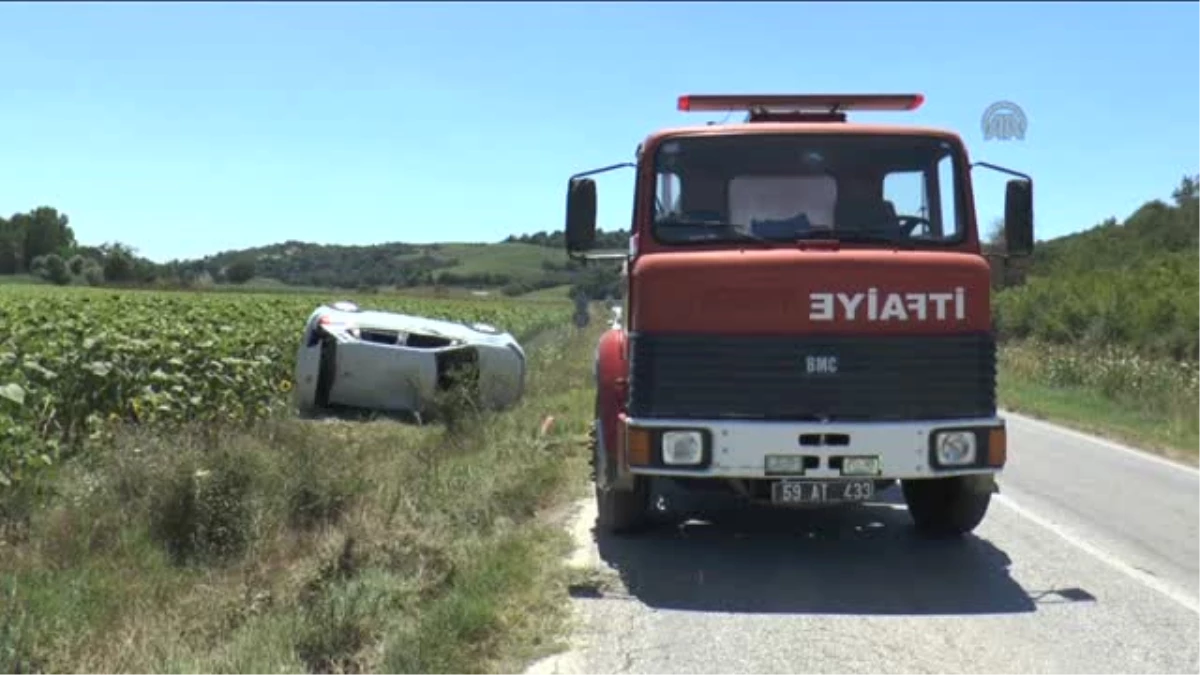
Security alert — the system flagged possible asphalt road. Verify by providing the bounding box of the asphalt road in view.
[527,413,1200,675]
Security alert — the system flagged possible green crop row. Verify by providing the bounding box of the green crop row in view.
[0,285,571,487]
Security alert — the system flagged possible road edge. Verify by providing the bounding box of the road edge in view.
[1000,408,1200,475]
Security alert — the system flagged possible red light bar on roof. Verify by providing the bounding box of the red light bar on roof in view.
[676,93,925,113]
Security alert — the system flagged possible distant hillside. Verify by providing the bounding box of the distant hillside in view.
[166,229,633,297]
[190,240,564,291]
[994,175,1199,360]
[0,207,633,298]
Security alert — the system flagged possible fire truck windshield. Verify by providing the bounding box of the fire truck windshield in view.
[650,133,968,247]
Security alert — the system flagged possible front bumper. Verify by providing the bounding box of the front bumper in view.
[622,416,1006,480]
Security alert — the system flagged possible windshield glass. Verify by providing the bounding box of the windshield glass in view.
[651,133,966,246]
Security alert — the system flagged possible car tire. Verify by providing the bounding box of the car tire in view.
[901,475,993,538]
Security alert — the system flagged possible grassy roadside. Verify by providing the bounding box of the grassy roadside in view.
[998,341,1199,466]
[0,321,599,673]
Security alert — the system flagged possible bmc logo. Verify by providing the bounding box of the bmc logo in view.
[806,356,838,375]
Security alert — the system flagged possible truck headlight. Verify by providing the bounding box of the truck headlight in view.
[934,431,977,466]
[662,431,703,466]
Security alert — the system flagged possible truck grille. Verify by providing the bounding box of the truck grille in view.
[627,333,996,421]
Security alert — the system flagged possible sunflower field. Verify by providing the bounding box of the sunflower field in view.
[0,285,571,486]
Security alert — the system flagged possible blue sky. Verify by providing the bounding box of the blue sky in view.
[1,1,1196,263]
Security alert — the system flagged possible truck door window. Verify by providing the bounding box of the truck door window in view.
[936,153,961,239]
[883,170,930,232]
[655,172,681,218]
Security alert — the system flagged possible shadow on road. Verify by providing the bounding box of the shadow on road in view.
[594,484,1036,616]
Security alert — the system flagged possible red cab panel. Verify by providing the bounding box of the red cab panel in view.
[630,249,992,335]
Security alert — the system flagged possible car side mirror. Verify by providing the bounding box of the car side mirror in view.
[565,177,597,253]
[1004,179,1034,255]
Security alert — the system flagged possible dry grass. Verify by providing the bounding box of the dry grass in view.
[0,321,599,673]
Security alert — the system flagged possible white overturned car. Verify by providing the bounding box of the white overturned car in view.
[293,301,526,418]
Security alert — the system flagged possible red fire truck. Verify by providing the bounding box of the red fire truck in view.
[565,93,1033,537]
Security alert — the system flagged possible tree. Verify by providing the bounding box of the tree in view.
[18,207,76,269]
[99,242,138,283]
[225,258,257,284]
[66,254,87,278]
[0,218,22,274]
[65,254,105,285]
[31,254,71,286]
[1171,174,1199,206]
[81,260,105,286]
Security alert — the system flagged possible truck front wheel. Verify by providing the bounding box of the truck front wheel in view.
[591,418,650,535]
[901,475,994,538]
[596,480,649,534]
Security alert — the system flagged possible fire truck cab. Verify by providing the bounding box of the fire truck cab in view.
[565,94,1033,537]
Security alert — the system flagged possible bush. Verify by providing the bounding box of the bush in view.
[151,445,262,564]
[994,176,1199,362]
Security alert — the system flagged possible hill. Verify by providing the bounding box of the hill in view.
[162,229,633,297]
[190,240,569,293]
[0,208,631,298]
[994,175,1199,361]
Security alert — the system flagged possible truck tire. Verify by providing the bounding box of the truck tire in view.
[590,416,650,535]
[596,478,650,535]
[901,475,993,538]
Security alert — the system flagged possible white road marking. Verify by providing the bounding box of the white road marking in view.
[1000,409,1200,476]
[994,493,1200,614]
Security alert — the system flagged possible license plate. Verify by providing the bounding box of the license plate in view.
[772,479,875,504]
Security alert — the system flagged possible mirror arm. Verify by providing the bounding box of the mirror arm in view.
[571,162,636,181]
[970,161,1031,182]
[569,250,629,266]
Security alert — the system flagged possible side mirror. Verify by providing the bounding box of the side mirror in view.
[565,177,597,253]
[1004,179,1034,255]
